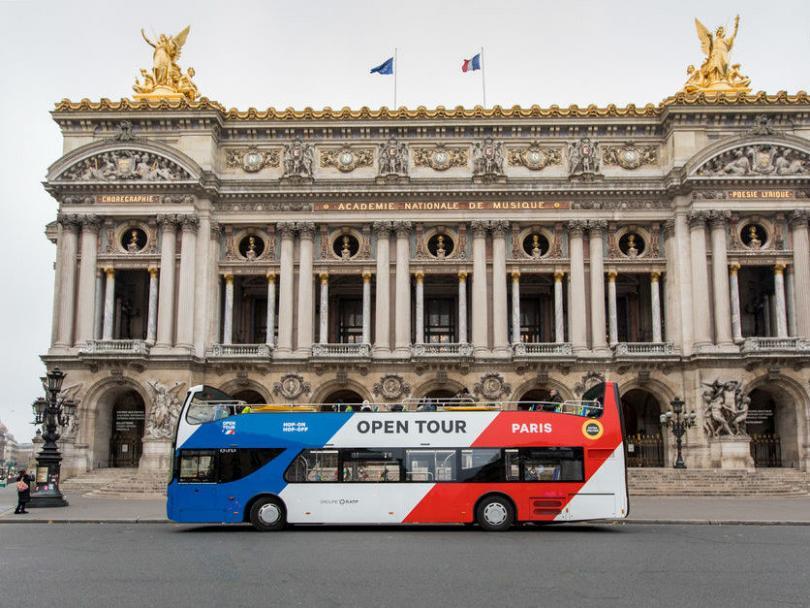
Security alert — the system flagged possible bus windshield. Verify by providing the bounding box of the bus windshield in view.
[185,386,245,425]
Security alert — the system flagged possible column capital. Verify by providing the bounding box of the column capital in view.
[458,270,468,281]
[729,262,741,273]
[471,220,489,237]
[57,213,82,232]
[392,221,413,237]
[587,219,608,232]
[104,266,115,277]
[157,214,180,230]
[707,210,730,229]
[663,217,676,237]
[774,262,786,274]
[510,269,521,280]
[687,211,708,229]
[554,270,566,281]
[650,270,661,281]
[266,271,276,283]
[296,222,316,238]
[362,270,373,281]
[491,220,511,237]
[567,220,587,236]
[148,266,159,278]
[79,214,103,232]
[789,209,810,229]
[277,221,297,238]
[607,270,618,280]
[372,221,392,237]
[224,273,234,284]
[414,270,424,281]
[179,214,199,233]
[210,221,223,238]
[319,272,329,284]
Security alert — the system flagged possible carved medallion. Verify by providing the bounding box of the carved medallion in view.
[372,374,411,400]
[602,143,657,170]
[225,147,280,173]
[507,144,562,170]
[413,145,468,171]
[473,372,511,400]
[272,374,311,400]
[320,147,374,172]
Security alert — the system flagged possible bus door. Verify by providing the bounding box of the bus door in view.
[174,449,225,522]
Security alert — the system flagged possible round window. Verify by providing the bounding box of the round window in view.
[619,232,645,258]
[427,233,454,258]
[332,234,359,259]
[522,233,550,258]
[239,235,265,260]
[121,227,147,253]
[741,223,767,249]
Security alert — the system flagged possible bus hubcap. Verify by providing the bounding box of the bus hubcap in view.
[483,503,507,526]
[258,503,281,525]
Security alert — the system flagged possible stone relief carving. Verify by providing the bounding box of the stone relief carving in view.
[282,138,315,180]
[507,143,562,170]
[472,138,505,181]
[378,138,409,177]
[220,202,313,213]
[697,145,810,177]
[571,200,666,210]
[567,137,601,179]
[320,146,374,172]
[225,147,280,173]
[145,380,186,440]
[114,121,136,142]
[372,374,412,400]
[59,150,191,182]
[602,143,658,169]
[473,372,511,400]
[272,374,311,400]
[701,380,750,437]
[60,383,84,439]
[413,145,468,171]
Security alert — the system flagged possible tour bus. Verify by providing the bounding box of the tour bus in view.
[167,381,628,531]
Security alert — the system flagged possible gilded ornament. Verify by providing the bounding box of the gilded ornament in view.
[133,26,199,101]
[682,16,751,94]
[507,144,562,170]
[320,147,374,173]
[413,145,468,171]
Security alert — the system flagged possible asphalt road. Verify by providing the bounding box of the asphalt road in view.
[1,523,807,608]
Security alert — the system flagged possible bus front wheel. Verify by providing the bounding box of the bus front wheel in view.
[250,497,286,531]
[475,496,514,532]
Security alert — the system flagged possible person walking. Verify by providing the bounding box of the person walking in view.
[14,469,32,514]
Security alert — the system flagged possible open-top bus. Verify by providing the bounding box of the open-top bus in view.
[167,381,628,531]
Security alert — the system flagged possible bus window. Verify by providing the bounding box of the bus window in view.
[341,449,403,482]
[521,447,584,482]
[219,448,284,483]
[504,449,520,481]
[284,450,338,482]
[405,449,456,482]
[178,450,217,483]
[459,449,503,482]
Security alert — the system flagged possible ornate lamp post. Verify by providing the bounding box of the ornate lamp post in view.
[660,396,697,469]
[29,367,76,507]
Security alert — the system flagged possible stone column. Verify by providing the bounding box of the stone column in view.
[568,221,588,352]
[554,270,565,343]
[588,220,608,353]
[362,271,372,344]
[93,270,104,340]
[55,217,80,347]
[650,271,662,343]
[176,216,198,350]
[102,267,115,341]
[729,263,743,343]
[607,270,618,346]
[75,216,100,344]
[50,221,65,346]
[155,216,177,349]
[296,222,315,353]
[491,220,510,354]
[266,272,276,347]
[373,222,391,353]
[319,272,329,344]
[709,212,733,348]
[774,263,788,338]
[222,274,234,345]
[786,266,797,337]
[510,270,521,344]
[789,211,810,338]
[393,221,412,355]
[673,210,694,355]
[688,212,712,349]
[276,223,295,354]
[146,267,159,344]
[458,271,468,343]
[414,271,424,344]
[471,221,489,353]
[663,218,684,350]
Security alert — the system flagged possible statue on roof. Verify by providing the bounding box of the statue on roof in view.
[682,15,751,95]
[133,26,199,101]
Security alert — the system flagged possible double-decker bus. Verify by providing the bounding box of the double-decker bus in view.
[167,381,628,531]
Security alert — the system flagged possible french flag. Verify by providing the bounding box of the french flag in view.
[462,53,481,73]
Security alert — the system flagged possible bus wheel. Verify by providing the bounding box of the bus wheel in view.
[250,497,286,531]
[476,496,514,532]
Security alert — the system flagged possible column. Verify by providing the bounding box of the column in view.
[674,210,695,355]
[146,267,159,344]
[222,274,234,345]
[709,212,733,347]
[102,267,115,341]
[471,221,489,353]
[554,270,565,343]
[414,271,424,344]
[93,270,104,340]
[55,217,79,347]
[50,221,64,346]
[458,271,468,343]
[607,270,618,346]
[568,221,588,352]
[266,272,276,347]
[786,266,797,337]
[510,270,521,344]
[729,263,743,343]
[373,222,391,353]
[75,216,100,344]
[319,272,329,344]
[491,221,510,354]
[774,263,788,338]
[393,221,412,355]
[193,214,212,358]
[650,271,662,343]
[663,218,684,350]
[155,216,177,349]
[176,216,198,350]
[688,212,712,349]
[362,271,372,344]
[296,222,315,353]
[789,211,810,337]
[588,220,608,353]
[276,223,295,354]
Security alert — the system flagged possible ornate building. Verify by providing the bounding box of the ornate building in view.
[41,23,810,479]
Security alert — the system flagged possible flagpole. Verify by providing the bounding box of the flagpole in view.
[480,46,487,108]
[394,48,398,109]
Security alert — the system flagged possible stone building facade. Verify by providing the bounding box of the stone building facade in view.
[41,91,810,479]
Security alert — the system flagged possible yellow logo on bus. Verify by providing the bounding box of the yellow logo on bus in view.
[582,419,604,440]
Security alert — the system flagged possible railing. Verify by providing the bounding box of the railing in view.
[411,342,474,358]
[208,343,272,358]
[80,339,150,355]
[512,342,574,357]
[311,343,371,358]
[614,342,675,356]
[741,337,810,353]
[750,433,782,467]
[626,433,664,467]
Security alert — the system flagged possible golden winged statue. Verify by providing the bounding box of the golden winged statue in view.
[133,26,199,101]
[682,15,751,94]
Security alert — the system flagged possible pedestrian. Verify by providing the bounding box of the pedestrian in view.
[14,469,32,515]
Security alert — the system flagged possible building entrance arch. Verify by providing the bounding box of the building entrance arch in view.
[621,388,665,467]
[517,389,552,411]
[231,389,266,404]
[321,389,365,411]
[93,388,145,469]
[747,385,802,468]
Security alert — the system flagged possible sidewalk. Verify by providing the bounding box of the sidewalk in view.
[2,485,808,524]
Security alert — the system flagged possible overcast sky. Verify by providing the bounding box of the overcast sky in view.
[0,0,808,440]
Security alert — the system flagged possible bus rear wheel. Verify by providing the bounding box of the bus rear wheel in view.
[476,496,514,532]
[250,497,286,531]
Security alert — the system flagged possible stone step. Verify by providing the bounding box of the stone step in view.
[627,468,810,496]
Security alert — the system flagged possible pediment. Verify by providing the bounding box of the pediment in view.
[54,148,193,182]
[694,143,810,178]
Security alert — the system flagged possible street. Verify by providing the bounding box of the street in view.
[1,522,807,608]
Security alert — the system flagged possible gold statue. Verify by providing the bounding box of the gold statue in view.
[133,26,199,101]
[683,15,751,94]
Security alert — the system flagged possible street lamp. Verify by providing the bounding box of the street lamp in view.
[660,396,697,469]
[29,367,74,507]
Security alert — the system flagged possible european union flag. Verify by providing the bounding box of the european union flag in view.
[370,57,394,75]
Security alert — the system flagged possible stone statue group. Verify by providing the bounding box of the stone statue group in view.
[701,380,750,437]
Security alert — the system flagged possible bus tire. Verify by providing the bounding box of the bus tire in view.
[475,495,514,532]
[250,497,286,531]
